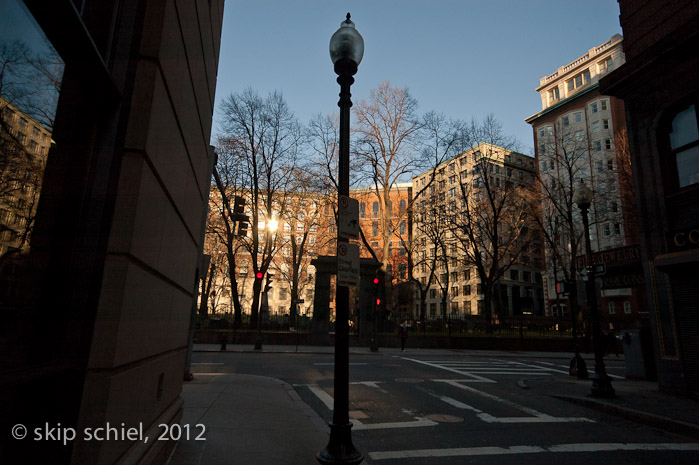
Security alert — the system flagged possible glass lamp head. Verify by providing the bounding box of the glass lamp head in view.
[574,179,592,208]
[329,13,364,66]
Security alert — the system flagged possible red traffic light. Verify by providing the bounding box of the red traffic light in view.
[373,278,379,284]
[376,298,381,306]
[256,272,263,279]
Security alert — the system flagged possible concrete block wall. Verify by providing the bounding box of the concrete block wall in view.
[74,1,224,463]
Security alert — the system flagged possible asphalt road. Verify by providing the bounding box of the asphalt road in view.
[190,349,698,464]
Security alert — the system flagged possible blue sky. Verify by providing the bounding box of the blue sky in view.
[213,0,623,155]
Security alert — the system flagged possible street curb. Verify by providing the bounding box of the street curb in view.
[552,394,699,439]
[192,349,386,355]
[192,348,608,361]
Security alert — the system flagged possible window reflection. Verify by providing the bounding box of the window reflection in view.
[669,104,699,188]
[0,0,63,304]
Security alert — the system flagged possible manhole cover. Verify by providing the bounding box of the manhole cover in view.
[394,378,424,383]
[425,414,464,423]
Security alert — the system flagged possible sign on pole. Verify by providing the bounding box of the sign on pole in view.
[337,242,360,287]
[338,195,359,240]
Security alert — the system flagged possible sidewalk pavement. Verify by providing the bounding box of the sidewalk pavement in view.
[166,373,327,465]
[168,345,699,465]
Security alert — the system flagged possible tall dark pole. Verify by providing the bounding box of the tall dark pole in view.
[318,13,363,465]
[579,200,615,398]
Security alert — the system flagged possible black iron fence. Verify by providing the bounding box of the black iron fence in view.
[382,315,574,338]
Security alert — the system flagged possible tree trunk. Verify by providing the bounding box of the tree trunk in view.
[250,276,262,325]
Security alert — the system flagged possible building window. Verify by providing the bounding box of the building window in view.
[562,115,569,127]
[451,286,459,297]
[608,302,616,314]
[624,301,632,314]
[372,201,379,218]
[605,139,612,150]
[599,57,613,74]
[614,223,621,235]
[591,103,598,114]
[371,222,378,236]
[567,70,591,92]
[399,199,406,213]
[463,284,471,295]
[668,104,699,188]
[595,141,602,152]
[603,119,610,130]
[548,87,560,104]
[430,289,436,299]
[610,201,618,212]
[604,223,611,236]
[574,112,582,123]
[359,202,366,218]
[539,128,545,138]
[607,159,614,170]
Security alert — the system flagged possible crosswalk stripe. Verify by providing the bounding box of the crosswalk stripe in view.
[369,443,699,460]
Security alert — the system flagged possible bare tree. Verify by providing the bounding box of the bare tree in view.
[411,198,452,322]
[207,141,249,326]
[533,119,589,291]
[273,168,330,321]
[450,117,536,329]
[353,81,421,270]
[217,88,301,324]
[614,128,638,241]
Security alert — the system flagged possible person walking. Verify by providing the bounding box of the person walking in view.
[398,321,409,351]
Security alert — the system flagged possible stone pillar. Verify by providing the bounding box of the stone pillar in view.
[311,256,335,345]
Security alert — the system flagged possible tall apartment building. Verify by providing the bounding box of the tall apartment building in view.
[411,143,543,320]
[0,99,52,257]
[353,183,412,280]
[525,34,645,323]
[352,183,413,319]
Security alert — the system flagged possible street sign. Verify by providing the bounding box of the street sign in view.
[588,263,606,276]
[291,299,305,304]
[338,195,359,240]
[337,242,360,287]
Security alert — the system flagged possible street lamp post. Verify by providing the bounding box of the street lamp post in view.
[254,219,278,351]
[317,13,364,465]
[574,179,615,398]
